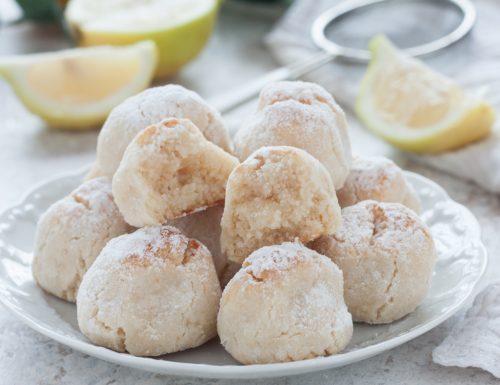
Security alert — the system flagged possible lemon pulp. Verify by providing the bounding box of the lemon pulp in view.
[0,41,157,129]
[356,35,495,153]
[65,0,218,78]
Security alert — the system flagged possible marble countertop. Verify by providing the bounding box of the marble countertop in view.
[1,3,499,385]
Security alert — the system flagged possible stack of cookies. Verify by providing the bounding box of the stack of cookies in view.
[32,81,436,364]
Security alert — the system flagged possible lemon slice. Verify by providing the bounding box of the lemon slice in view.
[356,35,495,153]
[0,41,157,129]
[65,0,218,78]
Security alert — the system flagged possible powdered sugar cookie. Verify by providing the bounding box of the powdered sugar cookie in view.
[337,156,421,212]
[77,225,221,356]
[32,177,131,302]
[258,81,351,155]
[221,146,341,264]
[234,81,352,188]
[218,242,353,364]
[310,200,436,324]
[93,84,231,178]
[112,118,239,227]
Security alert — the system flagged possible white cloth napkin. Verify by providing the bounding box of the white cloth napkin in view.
[265,0,500,193]
[432,283,500,378]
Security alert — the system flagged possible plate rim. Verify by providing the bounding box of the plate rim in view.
[0,167,488,379]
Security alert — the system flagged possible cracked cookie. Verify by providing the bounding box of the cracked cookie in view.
[77,225,221,356]
[112,118,239,227]
[337,156,421,212]
[234,81,352,189]
[88,84,232,179]
[309,200,436,324]
[217,242,353,364]
[221,146,341,264]
[32,177,131,303]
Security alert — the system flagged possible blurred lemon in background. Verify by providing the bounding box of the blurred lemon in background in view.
[356,35,495,154]
[65,0,219,79]
[0,41,157,129]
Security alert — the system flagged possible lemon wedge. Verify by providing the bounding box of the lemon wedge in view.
[356,35,495,153]
[65,0,218,78]
[0,41,157,129]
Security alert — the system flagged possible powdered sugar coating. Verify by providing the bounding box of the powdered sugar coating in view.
[234,81,352,188]
[310,200,436,324]
[337,156,421,212]
[259,81,351,157]
[241,241,315,279]
[259,80,331,106]
[218,242,353,364]
[77,225,221,356]
[94,84,232,178]
[32,177,131,302]
[98,226,188,267]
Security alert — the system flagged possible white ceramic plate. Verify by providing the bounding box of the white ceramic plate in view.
[0,168,487,379]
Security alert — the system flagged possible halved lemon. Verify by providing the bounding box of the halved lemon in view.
[65,0,218,79]
[0,41,157,129]
[356,35,495,153]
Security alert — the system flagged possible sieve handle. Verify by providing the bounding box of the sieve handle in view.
[208,51,336,114]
